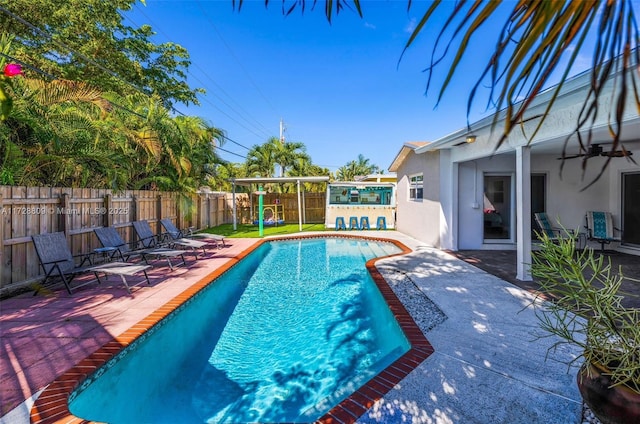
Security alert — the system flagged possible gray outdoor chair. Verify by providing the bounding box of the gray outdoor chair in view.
[160,218,226,249]
[133,220,207,259]
[32,232,152,295]
[94,226,188,270]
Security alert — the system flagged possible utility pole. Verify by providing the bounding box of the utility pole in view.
[279,118,285,143]
[279,118,286,177]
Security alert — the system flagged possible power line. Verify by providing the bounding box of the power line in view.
[216,145,247,159]
[134,3,273,137]
[0,52,57,80]
[0,49,154,121]
[0,6,155,99]
[194,0,281,116]
[125,6,273,141]
[220,134,251,150]
[2,5,253,162]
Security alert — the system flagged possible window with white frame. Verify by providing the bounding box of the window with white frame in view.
[409,174,423,200]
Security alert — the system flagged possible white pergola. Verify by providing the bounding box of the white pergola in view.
[230,176,330,231]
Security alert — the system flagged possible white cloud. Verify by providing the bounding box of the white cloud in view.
[405,17,417,33]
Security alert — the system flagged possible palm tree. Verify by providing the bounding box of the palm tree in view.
[405,2,638,163]
[246,142,276,178]
[1,77,121,187]
[268,136,311,177]
[1,75,224,191]
[209,161,247,192]
[336,154,380,181]
[241,1,639,177]
[288,162,330,192]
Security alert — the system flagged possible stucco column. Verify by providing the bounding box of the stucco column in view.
[439,150,457,250]
[516,146,532,281]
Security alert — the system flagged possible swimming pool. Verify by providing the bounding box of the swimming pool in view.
[67,237,411,423]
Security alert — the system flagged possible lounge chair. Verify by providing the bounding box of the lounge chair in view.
[133,220,206,259]
[94,227,188,270]
[32,232,152,294]
[160,218,226,249]
[534,212,563,241]
[585,211,622,252]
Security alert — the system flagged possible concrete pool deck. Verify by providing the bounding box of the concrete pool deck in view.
[1,231,582,423]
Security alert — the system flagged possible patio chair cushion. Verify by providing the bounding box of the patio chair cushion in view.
[534,212,562,239]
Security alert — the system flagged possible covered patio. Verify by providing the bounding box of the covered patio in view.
[393,61,640,282]
[450,249,640,309]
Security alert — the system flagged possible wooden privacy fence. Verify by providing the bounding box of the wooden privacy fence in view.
[0,186,233,295]
[242,192,326,224]
[0,186,326,295]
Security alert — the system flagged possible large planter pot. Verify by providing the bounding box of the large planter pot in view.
[577,362,640,424]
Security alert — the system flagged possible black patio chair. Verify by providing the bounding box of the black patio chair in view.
[94,226,188,270]
[133,220,206,259]
[32,232,152,294]
[160,218,226,248]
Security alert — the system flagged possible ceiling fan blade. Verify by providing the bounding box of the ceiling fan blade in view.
[557,154,584,160]
[602,150,633,157]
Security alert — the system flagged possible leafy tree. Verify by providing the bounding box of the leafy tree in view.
[268,136,311,177]
[287,161,330,193]
[0,0,201,107]
[246,142,276,178]
[208,161,248,192]
[0,75,223,190]
[336,154,380,181]
[1,77,121,187]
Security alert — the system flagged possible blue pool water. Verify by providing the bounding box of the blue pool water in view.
[69,237,408,423]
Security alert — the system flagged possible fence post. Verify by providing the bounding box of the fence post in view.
[196,193,203,230]
[103,193,112,228]
[59,193,70,241]
[175,194,181,230]
[156,194,163,234]
[207,194,212,228]
[132,194,139,221]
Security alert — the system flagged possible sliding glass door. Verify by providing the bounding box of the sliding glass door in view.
[483,175,513,241]
[622,172,640,246]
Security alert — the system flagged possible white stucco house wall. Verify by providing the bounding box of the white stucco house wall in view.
[390,63,640,281]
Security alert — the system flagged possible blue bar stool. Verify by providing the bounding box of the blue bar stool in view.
[360,216,370,230]
[335,216,346,230]
[376,216,386,230]
[349,216,359,230]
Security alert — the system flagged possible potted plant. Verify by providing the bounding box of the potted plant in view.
[530,232,640,424]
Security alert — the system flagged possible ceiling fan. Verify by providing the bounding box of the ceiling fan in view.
[558,143,633,160]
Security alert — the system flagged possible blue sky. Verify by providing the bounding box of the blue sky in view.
[125,1,598,173]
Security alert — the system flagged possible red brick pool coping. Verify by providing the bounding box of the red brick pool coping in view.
[30,234,434,424]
